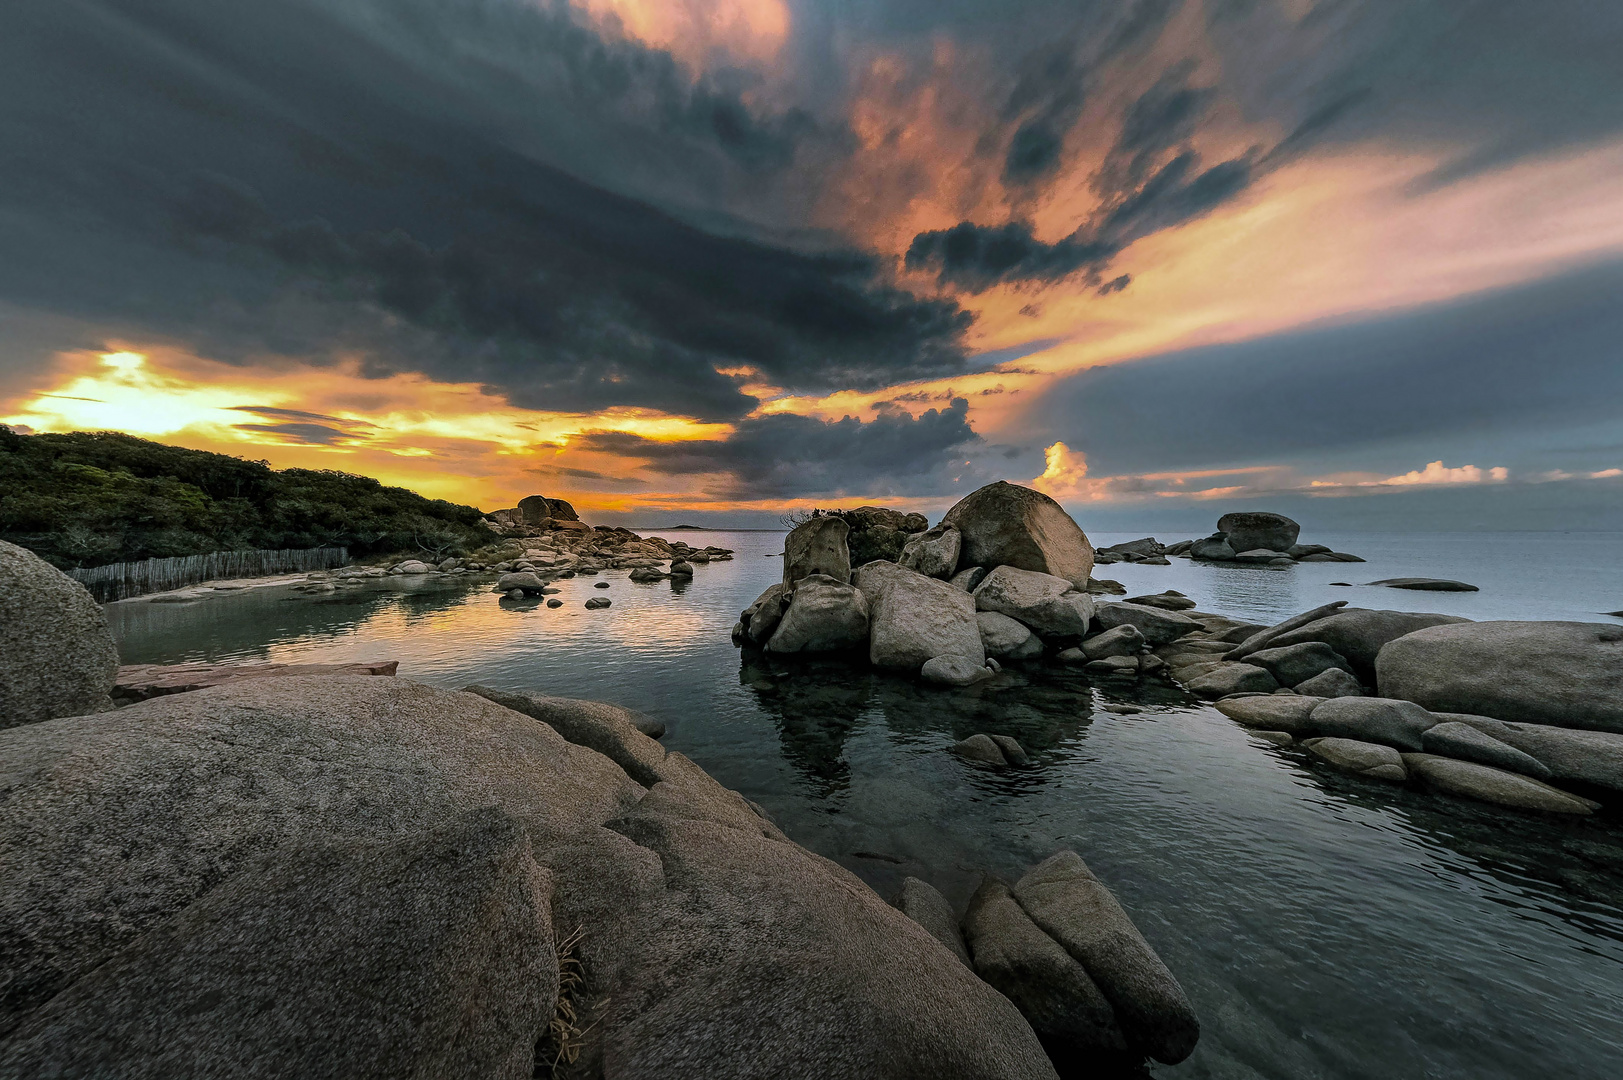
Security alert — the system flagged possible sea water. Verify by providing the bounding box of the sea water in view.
[108,531,1623,1080]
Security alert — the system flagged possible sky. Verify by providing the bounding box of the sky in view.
[3,0,1621,530]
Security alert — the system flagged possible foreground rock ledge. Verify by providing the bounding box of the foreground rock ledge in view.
[0,677,1056,1080]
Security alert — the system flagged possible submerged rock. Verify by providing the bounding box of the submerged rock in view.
[1366,577,1479,592]
[584,596,611,609]
[922,655,996,687]
[1,540,118,728]
[1376,621,1623,732]
[942,481,1094,589]
[1400,754,1600,815]
[954,733,1009,763]
[1301,737,1407,782]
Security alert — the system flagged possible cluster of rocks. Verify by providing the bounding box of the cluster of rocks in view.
[897,854,1199,1069]
[734,482,1107,686]
[486,527,730,607]
[1095,512,1363,567]
[481,493,593,537]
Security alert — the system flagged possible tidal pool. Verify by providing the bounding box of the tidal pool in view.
[109,530,1623,1079]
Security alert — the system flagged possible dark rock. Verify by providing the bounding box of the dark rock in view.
[953,733,1008,763]
[942,481,1095,588]
[1102,538,1164,558]
[1188,536,1235,561]
[782,516,852,587]
[546,598,563,608]
[828,506,930,565]
[1086,577,1127,595]
[594,581,611,589]
[1376,621,1623,732]
[1123,591,1196,611]
[1230,549,1295,565]
[1421,722,1552,781]
[1287,544,1332,559]
[896,878,970,967]
[766,575,869,654]
[1366,577,1479,592]
[1301,737,1407,782]
[584,597,611,609]
[739,583,790,646]
[1,540,118,727]
[989,735,1031,766]
[1086,657,1139,677]
[517,493,553,526]
[1011,851,1200,1065]
[1216,511,1299,552]
[948,566,987,592]
[922,655,996,686]
[667,561,695,578]
[1245,642,1354,687]
[1309,696,1437,751]
[1400,754,1600,815]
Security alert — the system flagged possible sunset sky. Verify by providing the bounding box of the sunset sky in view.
[3,0,1621,529]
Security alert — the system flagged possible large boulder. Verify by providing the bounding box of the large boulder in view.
[1215,512,1299,553]
[1261,608,1468,684]
[1184,663,1279,698]
[1399,754,1600,815]
[973,566,1095,638]
[782,517,851,586]
[1215,695,1324,736]
[1,540,119,728]
[854,562,985,672]
[829,507,929,565]
[942,482,1094,589]
[1420,722,1552,781]
[517,494,553,526]
[896,878,970,967]
[1010,851,1199,1065]
[765,575,870,654]
[1187,536,1235,561]
[738,583,790,646]
[1376,621,1623,733]
[899,525,961,579]
[1309,696,1437,751]
[1093,602,1200,646]
[1081,625,1144,661]
[0,678,1057,1079]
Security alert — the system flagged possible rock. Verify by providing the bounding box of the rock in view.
[1184,663,1279,698]
[1188,536,1235,561]
[949,566,987,592]
[953,733,1008,763]
[1163,540,1194,557]
[517,493,553,525]
[393,560,434,575]
[989,735,1031,765]
[978,612,1044,661]
[782,516,851,587]
[1123,591,1196,611]
[667,561,695,578]
[739,583,790,646]
[921,655,996,687]
[1227,549,1292,565]
[1309,696,1437,751]
[1082,624,1145,661]
[828,506,930,565]
[628,567,665,582]
[1287,544,1332,559]
[1245,642,1354,688]
[1086,577,1127,595]
[1300,737,1408,782]
[1400,754,1600,815]
[468,688,668,785]
[546,598,563,608]
[496,571,548,593]
[1421,722,1553,781]
[962,879,1127,1060]
[973,565,1095,638]
[766,575,870,654]
[855,562,985,672]
[113,662,398,703]
[0,678,1055,1079]
[1216,511,1299,552]
[1367,577,1478,591]
[1086,657,1138,677]
[1250,730,1295,747]
[1293,668,1364,698]
[1056,647,1087,664]
[899,524,961,579]
[1011,851,1200,1065]
[594,581,611,588]
[505,588,526,600]
[896,878,970,967]
[1,540,119,727]
[1375,621,1623,732]
[1094,602,1201,646]
[941,481,1094,589]
[1224,602,1350,661]
[584,597,611,609]
[1257,607,1466,683]
[1138,654,1167,677]
[1443,715,1623,793]
[1215,695,1324,736]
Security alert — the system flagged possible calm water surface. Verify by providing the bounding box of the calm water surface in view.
[110,530,1623,1080]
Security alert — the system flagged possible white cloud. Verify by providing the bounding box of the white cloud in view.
[1369,460,1509,486]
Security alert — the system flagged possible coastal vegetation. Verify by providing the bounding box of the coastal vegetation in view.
[0,427,489,569]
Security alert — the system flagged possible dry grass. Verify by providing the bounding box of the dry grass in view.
[536,925,599,1078]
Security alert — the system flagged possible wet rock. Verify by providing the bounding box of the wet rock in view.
[584,597,611,609]
[1293,668,1365,698]
[628,567,665,582]
[1400,754,1600,815]
[1086,656,1139,677]
[0,540,118,728]
[989,735,1031,765]
[739,583,790,646]
[942,481,1094,588]
[393,560,434,575]
[1367,577,1479,592]
[1250,730,1295,747]
[973,565,1095,638]
[1011,851,1200,1065]
[978,612,1044,661]
[855,562,984,672]
[667,561,695,578]
[896,878,970,966]
[1245,642,1354,688]
[1094,602,1201,646]
[1230,549,1295,565]
[1185,663,1279,698]
[962,879,1127,1060]
[1082,625,1145,661]
[1258,607,1467,684]
[949,566,987,592]
[1215,695,1324,736]
[954,733,1008,763]
[1301,737,1407,782]
[782,516,852,587]
[922,655,996,687]
[546,598,562,608]
[1216,511,1299,552]
[899,524,961,579]
[1444,715,1623,793]
[1376,621,1623,732]
[1188,536,1235,561]
[1123,591,1196,611]
[1056,647,1087,664]
[1421,722,1552,781]
[1309,696,1437,751]
[1287,544,1332,559]
[1086,577,1127,595]
[766,575,870,654]
[505,588,526,599]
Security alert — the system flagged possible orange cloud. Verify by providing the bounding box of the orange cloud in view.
[575,0,789,67]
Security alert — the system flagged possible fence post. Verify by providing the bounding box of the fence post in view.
[66,546,350,603]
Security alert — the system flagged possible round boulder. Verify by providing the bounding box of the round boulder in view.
[942,481,1094,589]
[1,540,120,728]
[1216,512,1299,553]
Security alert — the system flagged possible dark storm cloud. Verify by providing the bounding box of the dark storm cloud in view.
[578,398,986,499]
[229,406,367,427]
[0,0,965,420]
[1027,260,1623,477]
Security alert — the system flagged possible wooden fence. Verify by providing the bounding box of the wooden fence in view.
[68,546,349,603]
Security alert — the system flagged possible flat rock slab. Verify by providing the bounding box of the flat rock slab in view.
[1400,754,1600,815]
[113,661,398,703]
[1421,722,1552,781]
[1309,696,1437,751]
[1215,695,1324,736]
[1366,578,1479,592]
[1301,737,1407,782]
